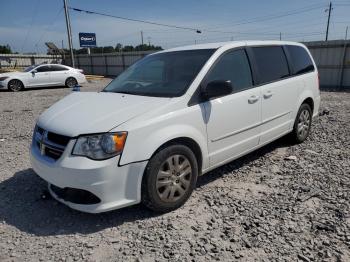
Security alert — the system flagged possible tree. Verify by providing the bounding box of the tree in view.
[0,44,12,54]
[115,43,122,52]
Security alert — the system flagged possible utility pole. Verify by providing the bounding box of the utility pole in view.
[147,37,151,46]
[345,26,348,40]
[141,31,144,45]
[279,32,282,41]
[325,1,333,41]
[63,0,75,67]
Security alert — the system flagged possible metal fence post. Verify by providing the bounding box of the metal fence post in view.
[121,53,126,71]
[339,42,348,88]
[104,54,108,76]
[90,55,93,75]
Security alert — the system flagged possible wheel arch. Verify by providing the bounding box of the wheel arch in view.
[301,97,314,113]
[149,137,203,175]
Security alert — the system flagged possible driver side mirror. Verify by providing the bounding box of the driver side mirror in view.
[201,80,233,100]
[31,69,37,75]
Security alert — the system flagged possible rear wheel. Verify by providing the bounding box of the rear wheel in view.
[8,79,24,91]
[141,145,198,213]
[290,103,312,143]
[65,77,77,88]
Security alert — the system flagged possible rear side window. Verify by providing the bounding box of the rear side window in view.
[51,65,69,71]
[206,49,253,92]
[251,46,289,84]
[286,45,315,75]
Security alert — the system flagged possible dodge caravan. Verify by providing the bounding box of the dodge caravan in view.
[30,41,320,213]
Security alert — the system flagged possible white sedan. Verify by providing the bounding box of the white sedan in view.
[0,64,87,91]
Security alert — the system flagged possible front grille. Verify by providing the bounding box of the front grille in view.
[47,132,70,146]
[33,126,71,161]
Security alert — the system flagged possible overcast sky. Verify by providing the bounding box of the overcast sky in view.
[1,0,350,53]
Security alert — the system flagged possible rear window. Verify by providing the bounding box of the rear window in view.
[251,46,290,84]
[286,45,315,75]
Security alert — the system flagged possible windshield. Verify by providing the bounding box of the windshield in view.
[23,65,37,72]
[103,49,215,97]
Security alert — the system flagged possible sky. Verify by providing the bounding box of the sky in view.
[1,0,350,53]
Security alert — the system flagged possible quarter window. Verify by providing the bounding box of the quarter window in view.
[286,45,315,75]
[206,49,253,92]
[251,46,290,84]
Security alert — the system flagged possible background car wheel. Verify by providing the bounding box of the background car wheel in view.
[141,144,198,213]
[8,79,24,92]
[290,103,312,143]
[65,77,77,88]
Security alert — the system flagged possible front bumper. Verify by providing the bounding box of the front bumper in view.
[30,140,148,213]
[0,81,6,88]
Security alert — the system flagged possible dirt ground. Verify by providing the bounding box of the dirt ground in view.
[0,80,349,261]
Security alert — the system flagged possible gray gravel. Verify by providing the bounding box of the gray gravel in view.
[0,80,349,262]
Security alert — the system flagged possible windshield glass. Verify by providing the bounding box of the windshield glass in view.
[23,65,37,72]
[103,49,215,97]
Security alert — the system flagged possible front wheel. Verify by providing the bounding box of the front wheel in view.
[290,103,312,143]
[141,145,198,213]
[65,77,77,88]
[8,79,24,91]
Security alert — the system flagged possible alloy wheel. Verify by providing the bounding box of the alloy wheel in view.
[297,109,311,139]
[9,80,22,91]
[156,154,192,203]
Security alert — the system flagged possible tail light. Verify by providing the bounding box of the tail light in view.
[317,72,320,89]
[78,69,84,74]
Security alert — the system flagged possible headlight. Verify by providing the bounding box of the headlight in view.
[72,132,127,160]
[0,76,9,81]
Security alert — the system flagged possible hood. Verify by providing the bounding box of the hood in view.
[0,71,27,77]
[37,92,170,137]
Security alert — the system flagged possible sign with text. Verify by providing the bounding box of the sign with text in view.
[79,33,96,47]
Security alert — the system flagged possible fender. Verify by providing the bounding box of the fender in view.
[119,123,209,170]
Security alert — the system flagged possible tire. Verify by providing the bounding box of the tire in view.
[141,144,198,213]
[290,103,312,143]
[8,79,24,92]
[65,77,77,88]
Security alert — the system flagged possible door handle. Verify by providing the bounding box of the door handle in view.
[248,95,259,104]
[263,91,273,99]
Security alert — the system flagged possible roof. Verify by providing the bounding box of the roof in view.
[158,40,305,53]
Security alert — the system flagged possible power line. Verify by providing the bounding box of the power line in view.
[69,6,202,33]
[33,7,64,52]
[21,0,40,53]
[204,3,327,30]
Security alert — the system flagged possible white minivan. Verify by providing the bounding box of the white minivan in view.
[30,41,320,213]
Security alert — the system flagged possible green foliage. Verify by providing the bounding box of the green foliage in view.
[0,44,12,54]
[63,43,163,55]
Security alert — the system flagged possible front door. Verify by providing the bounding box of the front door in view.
[204,48,261,167]
[29,65,51,87]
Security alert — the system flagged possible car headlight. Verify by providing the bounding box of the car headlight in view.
[0,76,9,81]
[72,132,127,160]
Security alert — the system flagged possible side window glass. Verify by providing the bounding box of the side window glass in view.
[36,66,50,72]
[52,65,69,71]
[251,46,290,84]
[206,49,253,93]
[287,45,315,75]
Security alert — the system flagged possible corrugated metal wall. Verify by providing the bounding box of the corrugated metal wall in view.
[304,40,350,89]
[63,51,155,76]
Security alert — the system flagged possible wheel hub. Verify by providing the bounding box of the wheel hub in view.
[156,154,192,202]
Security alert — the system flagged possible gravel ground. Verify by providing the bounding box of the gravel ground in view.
[0,80,349,262]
